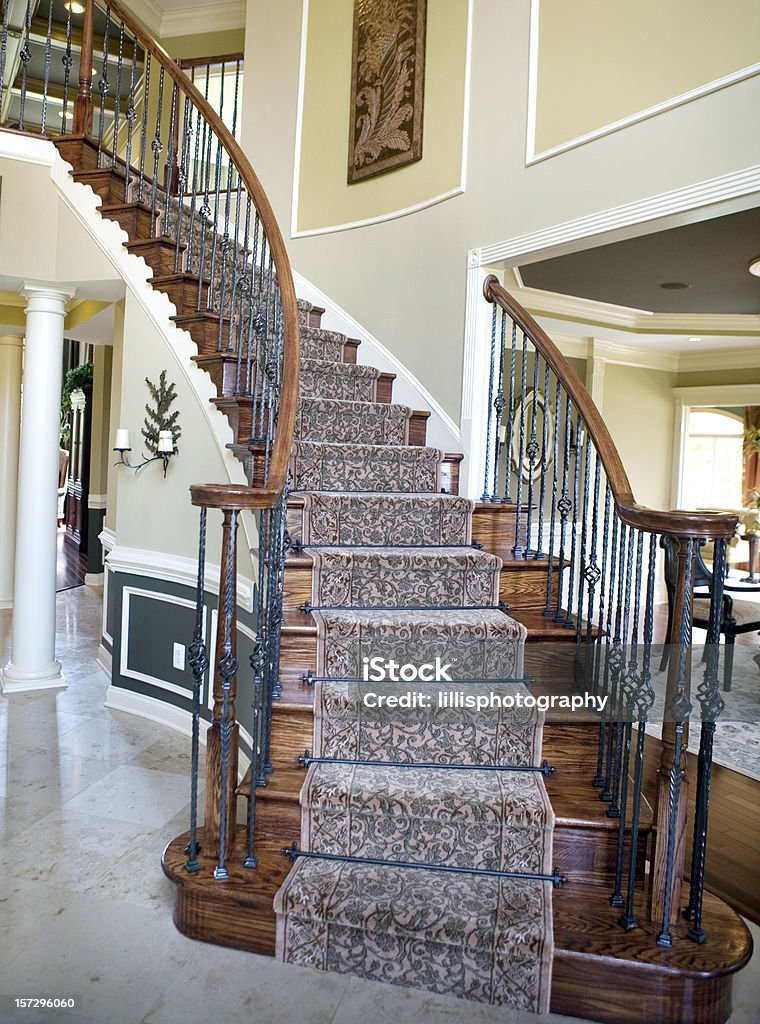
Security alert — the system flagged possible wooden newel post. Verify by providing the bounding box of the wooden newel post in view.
[204,509,240,860]
[650,537,694,928]
[73,0,96,137]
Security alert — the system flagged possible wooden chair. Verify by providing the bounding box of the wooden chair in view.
[660,536,760,690]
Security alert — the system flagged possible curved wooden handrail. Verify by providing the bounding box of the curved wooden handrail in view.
[484,276,737,540]
[103,0,299,508]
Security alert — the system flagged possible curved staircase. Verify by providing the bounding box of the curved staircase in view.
[5,1,750,1020]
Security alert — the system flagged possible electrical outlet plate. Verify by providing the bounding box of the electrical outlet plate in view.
[173,642,186,671]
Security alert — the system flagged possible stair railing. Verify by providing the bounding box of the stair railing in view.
[0,0,299,877]
[482,276,736,946]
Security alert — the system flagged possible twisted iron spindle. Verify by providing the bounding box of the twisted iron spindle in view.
[18,0,33,131]
[621,532,658,930]
[123,36,138,202]
[137,53,151,201]
[60,3,74,133]
[96,6,111,163]
[685,536,727,942]
[149,67,165,233]
[512,333,528,556]
[40,0,54,136]
[524,349,540,556]
[110,20,125,167]
[554,394,573,621]
[535,361,550,559]
[544,379,561,617]
[491,309,507,501]
[214,509,239,881]
[482,303,498,501]
[502,319,517,504]
[185,506,208,873]
[657,537,695,947]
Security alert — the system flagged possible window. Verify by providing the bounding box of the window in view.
[681,408,744,511]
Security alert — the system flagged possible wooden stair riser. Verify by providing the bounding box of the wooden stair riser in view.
[55,135,102,172]
[501,563,558,610]
[408,409,430,446]
[375,372,395,404]
[472,503,530,557]
[73,167,131,206]
[342,339,359,363]
[193,355,248,397]
[152,274,211,315]
[100,202,157,241]
[126,237,186,277]
[283,558,312,612]
[306,306,324,329]
[174,312,231,355]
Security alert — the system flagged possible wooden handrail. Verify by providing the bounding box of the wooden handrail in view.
[90,0,299,510]
[484,276,737,540]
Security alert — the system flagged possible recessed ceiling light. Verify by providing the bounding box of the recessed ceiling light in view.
[688,337,702,343]
[64,2,85,14]
[660,281,691,290]
[749,257,760,278]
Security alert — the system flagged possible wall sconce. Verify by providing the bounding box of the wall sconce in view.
[114,428,176,477]
[113,371,181,479]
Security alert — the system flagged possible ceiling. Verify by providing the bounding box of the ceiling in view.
[519,207,760,315]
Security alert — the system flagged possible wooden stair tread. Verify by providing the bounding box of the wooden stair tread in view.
[546,769,653,830]
[163,830,752,981]
[553,880,751,977]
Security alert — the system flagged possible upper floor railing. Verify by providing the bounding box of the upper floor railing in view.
[0,1,299,886]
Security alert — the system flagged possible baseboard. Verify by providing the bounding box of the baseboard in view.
[96,643,112,679]
[85,573,105,587]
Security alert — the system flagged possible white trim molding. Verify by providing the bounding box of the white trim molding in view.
[525,0,760,165]
[120,585,207,700]
[290,0,473,238]
[104,541,256,613]
[126,0,245,38]
[480,165,760,267]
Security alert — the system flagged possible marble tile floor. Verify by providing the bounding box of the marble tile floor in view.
[0,588,757,1024]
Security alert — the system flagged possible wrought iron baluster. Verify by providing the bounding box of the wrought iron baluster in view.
[525,348,540,556]
[110,20,125,167]
[564,416,584,629]
[96,6,111,163]
[604,521,629,809]
[216,162,235,353]
[184,96,205,274]
[60,2,74,134]
[196,101,215,312]
[137,53,151,201]
[214,509,239,880]
[173,96,193,271]
[685,536,726,942]
[621,532,657,929]
[554,394,573,620]
[226,172,244,365]
[592,481,613,784]
[149,67,165,234]
[482,303,498,501]
[598,510,621,797]
[245,504,270,863]
[244,210,261,398]
[206,64,226,313]
[491,309,507,501]
[162,81,178,228]
[40,0,54,136]
[544,378,561,617]
[502,320,517,504]
[608,527,635,816]
[512,333,528,556]
[610,529,643,905]
[17,0,33,131]
[185,506,208,873]
[123,35,138,202]
[657,537,694,947]
[0,0,11,118]
[535,360,550,559]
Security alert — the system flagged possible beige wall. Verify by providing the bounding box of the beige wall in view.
[241,0,760,424]
[601,364,676,511]
[676,366,760,388]
[534,0,760,153]
[296,0,468,231]
[161,30,245,60]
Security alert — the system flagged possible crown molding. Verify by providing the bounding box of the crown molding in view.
[125,0,245,39]
[514,284,760,338]
[161,1,246,36]
[677,347,760,372]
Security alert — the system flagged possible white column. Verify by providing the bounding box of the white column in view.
[1,285,75,693]
[0,336,23,608]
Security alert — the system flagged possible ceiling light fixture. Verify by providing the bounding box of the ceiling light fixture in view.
[659,281,691,290]
[688,337,702,343]
[749,257,760,278]
[64,2,85,14]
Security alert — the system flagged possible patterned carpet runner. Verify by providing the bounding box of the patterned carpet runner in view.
[274,305,555,1013]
